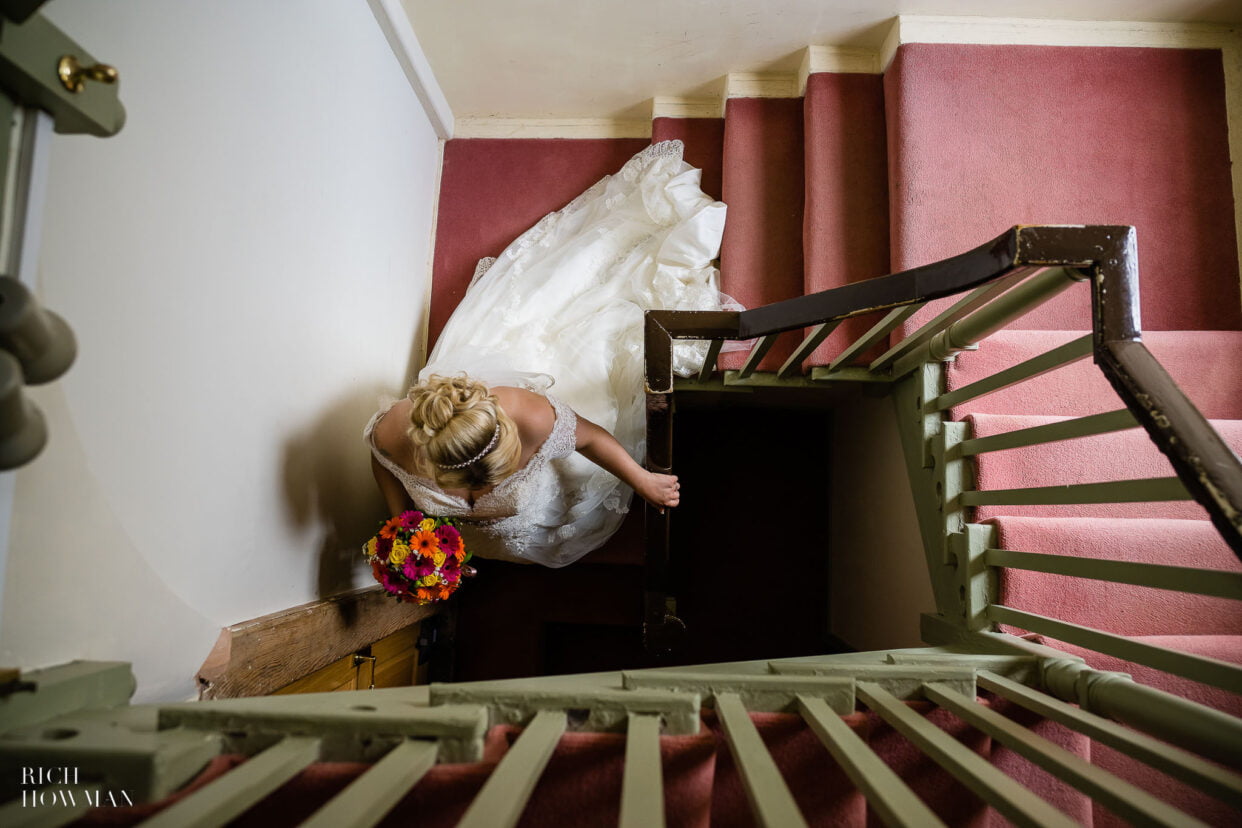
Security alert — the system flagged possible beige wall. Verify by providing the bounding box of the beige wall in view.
[829,392,935,650]
[0,0,441,702]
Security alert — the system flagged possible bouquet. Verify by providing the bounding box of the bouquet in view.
[362,510,472,605]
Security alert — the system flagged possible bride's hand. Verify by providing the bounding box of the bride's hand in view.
[638,471,680,512]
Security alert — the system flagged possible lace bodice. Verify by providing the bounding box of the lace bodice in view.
[363,392,579,564]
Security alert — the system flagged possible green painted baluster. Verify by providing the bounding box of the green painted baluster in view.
[300,738,438,828]
[925,681,1205,827]
[856,682,1077,828]
[985,547,1242,599]
[959,476,1190,507]
[821,305,923,374]
[956,409,1137,456]
[797,695,946,828]
[895,266,1085,376]
[714,692,808,828]
[138,735,321,828]
[871,270,1031,374]
[457,709,565,828]
[777,321,840,379]
[697,339,724,383]
[979,671,1242,807]
[737,334,780,379]
[926,334,1093,411]
[619,713,664,828]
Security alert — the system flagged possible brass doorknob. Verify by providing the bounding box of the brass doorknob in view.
[57,54,119,93]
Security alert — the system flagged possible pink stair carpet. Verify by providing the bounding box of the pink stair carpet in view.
[717,97,806,372]
[946,330,1242,419]
[986,516,1242,637]
[801,72,890,367]
[885,43,1240,339]
[965,412,1242,521]
[429,138,650,352]
[651,116,725,203]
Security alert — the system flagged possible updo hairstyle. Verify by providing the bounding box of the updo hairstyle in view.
[406,374,521,490]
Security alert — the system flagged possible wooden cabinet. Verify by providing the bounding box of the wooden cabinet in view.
[270,623,423,695]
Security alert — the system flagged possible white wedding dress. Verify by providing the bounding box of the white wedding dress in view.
[364,140,735,568]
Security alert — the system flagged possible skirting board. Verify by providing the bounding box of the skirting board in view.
[196,585,437,699]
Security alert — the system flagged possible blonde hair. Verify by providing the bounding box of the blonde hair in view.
[406,374,521,490]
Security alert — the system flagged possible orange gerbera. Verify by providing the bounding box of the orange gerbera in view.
[435,585,453,601]
[410,529,439,556]
[378,518,401,540]
[416,587,436,603]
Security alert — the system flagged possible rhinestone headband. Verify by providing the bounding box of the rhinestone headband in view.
[437,422,501,470]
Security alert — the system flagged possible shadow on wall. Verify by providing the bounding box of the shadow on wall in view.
[281,385,398,610]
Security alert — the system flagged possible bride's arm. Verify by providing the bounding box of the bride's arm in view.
[371,454,416,517]
[497,386,679,510]
[573,416,680,511]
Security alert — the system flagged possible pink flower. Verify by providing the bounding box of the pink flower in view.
[401,558,420,581]
[398,510,424,529]
[377,569,404,595]
[435,524,461,552]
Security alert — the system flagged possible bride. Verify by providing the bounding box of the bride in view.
[364,140,733,568]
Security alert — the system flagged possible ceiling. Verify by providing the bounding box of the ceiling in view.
[402,0,1242,120]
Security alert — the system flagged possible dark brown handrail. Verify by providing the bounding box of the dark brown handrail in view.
[642,225,1242,648]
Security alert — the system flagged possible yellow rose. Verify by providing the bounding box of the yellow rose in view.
[363,538,377,558]
[432,550,446,568]
[421,573,440,587]
[389,539,411,565]
[418,518,436,533]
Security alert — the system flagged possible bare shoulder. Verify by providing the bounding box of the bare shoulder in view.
[373,398,414,459]
[491,386,555,444]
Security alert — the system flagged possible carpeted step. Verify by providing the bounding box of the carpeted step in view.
[884,43,1241,342]
[946,330,1242,420]
[430,138,652,351]
[801,72,890,368]
[984,516,1242,637]
[651,116,725,202]
[964,413,1242,521]
[717,97,806,372]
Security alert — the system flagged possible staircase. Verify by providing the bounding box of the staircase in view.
[5,39,1242,828]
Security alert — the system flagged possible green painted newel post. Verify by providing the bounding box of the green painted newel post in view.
[0,0,127,703]
[0,0,125,137]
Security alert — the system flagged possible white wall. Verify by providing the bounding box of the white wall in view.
[0,0,442,703]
